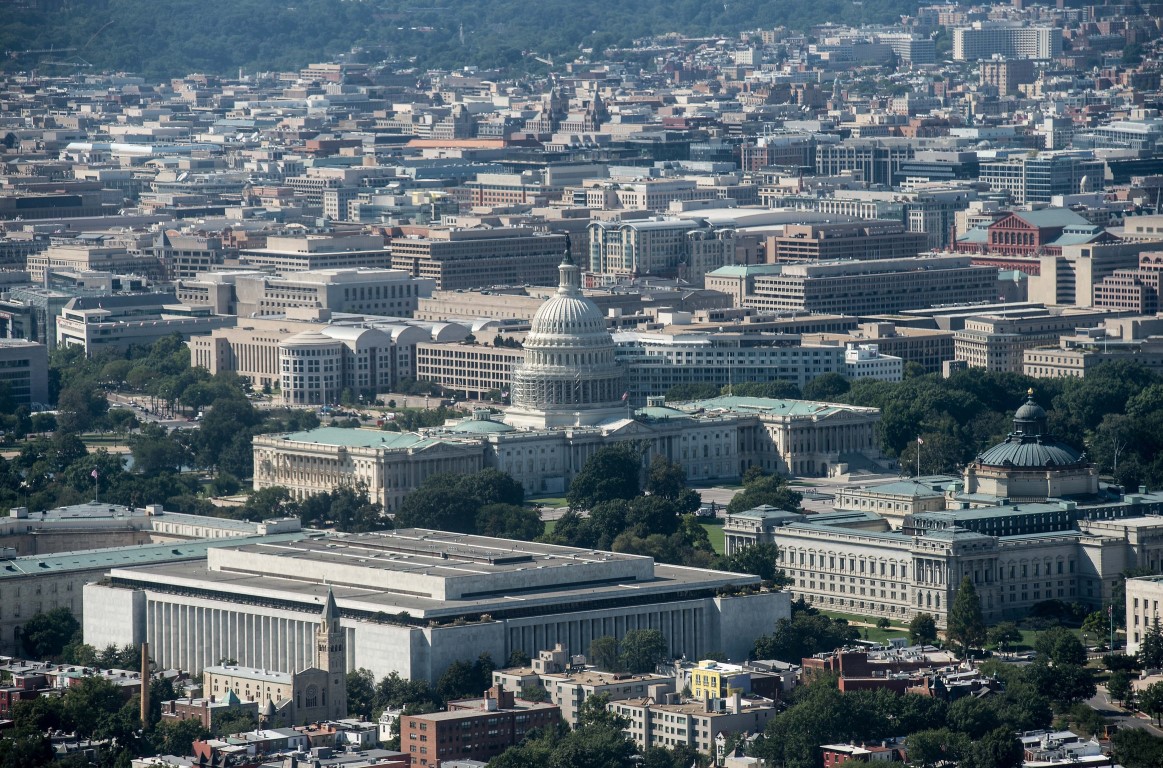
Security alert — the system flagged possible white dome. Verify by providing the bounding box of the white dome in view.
[528,294,607,339]
[508,253,627,424]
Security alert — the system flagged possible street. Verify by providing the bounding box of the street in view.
[1088,686,1163,737]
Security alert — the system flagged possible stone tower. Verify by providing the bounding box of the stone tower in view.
[316,588,347,720]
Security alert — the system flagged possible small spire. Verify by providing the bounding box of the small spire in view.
[321,587,338,622]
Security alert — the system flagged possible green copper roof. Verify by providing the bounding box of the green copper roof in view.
[273,427,451,449]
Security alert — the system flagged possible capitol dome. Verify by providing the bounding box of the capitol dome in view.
[507,247,628,429]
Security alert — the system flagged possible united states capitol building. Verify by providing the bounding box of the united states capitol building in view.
[253,251,886,508]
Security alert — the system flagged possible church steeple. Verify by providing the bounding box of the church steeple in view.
[315,588,347,719]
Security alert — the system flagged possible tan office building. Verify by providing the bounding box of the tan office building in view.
[390,228,567,289]
[742,256,998,315]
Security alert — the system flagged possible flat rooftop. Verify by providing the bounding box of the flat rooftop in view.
[106,529,760,620]
[1,532,310,581]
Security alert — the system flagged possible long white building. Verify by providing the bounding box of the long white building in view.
[953,23,1062,61]
[83,529,789,683]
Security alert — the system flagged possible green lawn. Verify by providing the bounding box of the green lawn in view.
[818,609,912,645]
[528,496,569,508]
[543,519,556,537]
[701,523,725,555]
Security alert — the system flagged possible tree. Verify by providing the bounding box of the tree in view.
[876,617,891,630]
[0,728,53,768]
[1081,610,1107,637]
[946,577,985,657]
[664,383,720,402]
[645,455,687,499]
[728,381,801,399]
[589,636,620,672]
[394,477,479,533]
[1025,659,1096,708]
[506,649,531,668]
[909,613,938,645]
[1139,681,1163,726]
[907,728,969,767]
[802,373,850,402]
[1107,669,1133,708]
[1034,626,1086,666]
[436,660,477,701]
[153,717,210,756]
[987,622,1022,652]
[213,707,258,737]
[436,654,494,702]
[56,381,108,433]
[20,608,80,660]
[567,442,643,509]
[724,471,802,515]
[945,696,999,739]
[346,669,377,718]
[520,684,548,703]
[721,543,786,584]
[963,727,1022,768]
[474,503,544,541]
[456,468,525,508]
[1138,617,1163,669]
[619,629,668,674]
[752,612,859,663]
[1111,728,1163,768]
[395,469,526,535]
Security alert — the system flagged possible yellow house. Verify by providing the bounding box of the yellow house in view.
[689,660,750,700]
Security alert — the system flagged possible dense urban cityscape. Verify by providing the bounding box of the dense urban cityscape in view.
[3,1,1163,767]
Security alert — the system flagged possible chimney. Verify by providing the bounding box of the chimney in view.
[139,642,150,727]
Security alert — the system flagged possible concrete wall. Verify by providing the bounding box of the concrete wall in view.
[83,582,145,650]
[714,591,791,662]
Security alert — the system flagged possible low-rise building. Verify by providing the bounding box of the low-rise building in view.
[768,221,929,264]
[844,344,903,381]
[399,687,560,768]
[491,644,675,727]
[0,339,48,407]
[55,294,234,355]
[178,268,433,318]
[610,693,777,756]
[1126,575,1163,656]
[804,323,955,374]
[390,228,566,290]
[739,256,999,316]
[238,233,393,277]
[0,507,303,656]
[952,308,1114,372]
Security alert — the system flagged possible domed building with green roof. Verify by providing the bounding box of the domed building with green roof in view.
[962,390,1098,501]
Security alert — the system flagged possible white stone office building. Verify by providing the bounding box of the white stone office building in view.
[724,396,1163,627]
[1126,575,1163,656]
[83,530,789,683]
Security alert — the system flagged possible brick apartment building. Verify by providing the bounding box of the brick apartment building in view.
[399,686,560,767]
